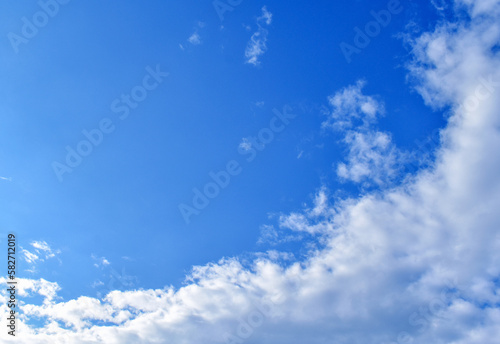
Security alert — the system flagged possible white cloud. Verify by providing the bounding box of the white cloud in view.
[22,249,40,264]
[245,6,273,66]
[92,255,111,269]
[322,80,384,130]
[188,32,201,45]
[323,81,404,186]
[459,0,500,17]
[2,1,500,343]
[185,22,205,47]
[31,241,60,259]
[336,130,402,186]
[238,137,252,151]
[259,6,273,25]
[21,241,61,272]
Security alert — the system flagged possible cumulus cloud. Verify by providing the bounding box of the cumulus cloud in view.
[245,6,273,66]
[322,80,384,130]
[336,129,403,186]
[323,81,405,186]
[2,1,500,343]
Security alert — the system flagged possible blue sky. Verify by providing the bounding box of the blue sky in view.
[1,0,500,343]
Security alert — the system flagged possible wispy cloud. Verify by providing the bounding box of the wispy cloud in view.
[91,254,111,269]
[188,32,201,45]
[185,21,205,48]
[31,241,59,259]
[431,0,447,11]
[21,241,61,272]
[245,6,273,66]
[238,137,252,151]
[22,249,39,264]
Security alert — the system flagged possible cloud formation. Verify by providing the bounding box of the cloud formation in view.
[188,32,201,45]
[91,255,111,269]
[245,6,273,66]
[2,1,500,343]
[323,81,404,187]
[21,241,61,272]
